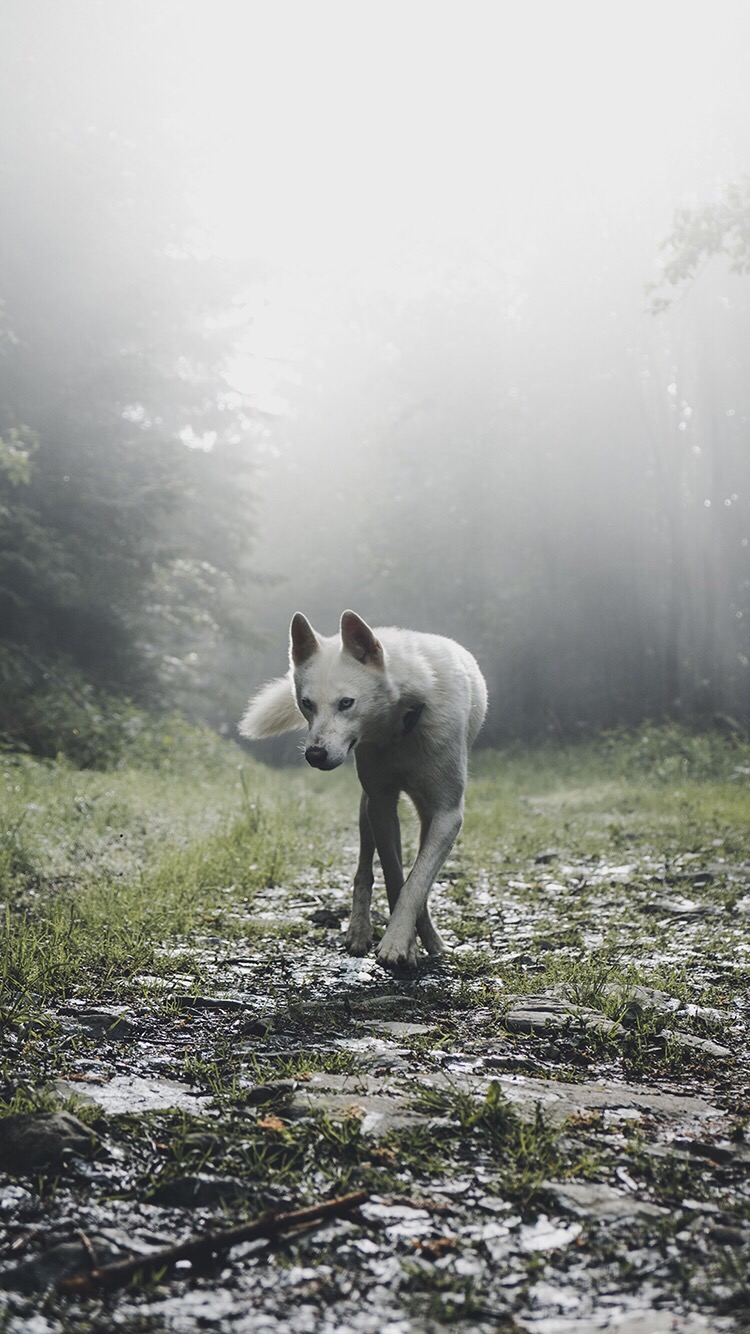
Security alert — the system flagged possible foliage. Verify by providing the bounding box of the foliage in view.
[0,643,248,768]
[648,177,750,311]
[0,4,260,749]
[595,721,750,784]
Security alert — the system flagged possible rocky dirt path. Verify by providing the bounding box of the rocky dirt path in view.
[1,768,749,1332]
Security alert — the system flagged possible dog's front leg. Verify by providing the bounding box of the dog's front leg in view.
[346,793,376,955]
[362,788,405,912]
[376,804,463,971]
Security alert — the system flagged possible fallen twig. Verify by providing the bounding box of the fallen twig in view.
[57,1189,369,1296]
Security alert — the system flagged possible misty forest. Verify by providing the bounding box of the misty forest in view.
[3,4,750,1333]
[2,2,750,754]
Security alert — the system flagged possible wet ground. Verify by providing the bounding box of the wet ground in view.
[2,773,750,1332]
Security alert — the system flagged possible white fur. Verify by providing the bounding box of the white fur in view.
[239,610,488,970]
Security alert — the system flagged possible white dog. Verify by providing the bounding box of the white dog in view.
[239,611,487,970]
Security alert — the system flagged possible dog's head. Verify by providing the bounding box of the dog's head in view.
[291,610,393,770]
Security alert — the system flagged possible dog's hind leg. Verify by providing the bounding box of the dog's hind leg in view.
[416,904,445,956]
[346,793,377,955]
[415,811,446,956]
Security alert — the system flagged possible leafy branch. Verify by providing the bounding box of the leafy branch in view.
[648,177,750,312]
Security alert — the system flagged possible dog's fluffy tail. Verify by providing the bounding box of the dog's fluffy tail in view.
[239,675,304,739]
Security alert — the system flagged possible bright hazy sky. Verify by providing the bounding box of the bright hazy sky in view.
[154,0,750,397]
[31,0,743,401]
[171,0,750,270]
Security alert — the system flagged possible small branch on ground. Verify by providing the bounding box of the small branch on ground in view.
[57,1190,369,1296]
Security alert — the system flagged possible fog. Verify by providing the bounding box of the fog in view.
[2,0,750,749]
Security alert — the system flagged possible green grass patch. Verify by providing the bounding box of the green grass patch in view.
[2,719,749,1073]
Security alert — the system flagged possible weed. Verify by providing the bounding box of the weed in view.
[412,1079,598,1204]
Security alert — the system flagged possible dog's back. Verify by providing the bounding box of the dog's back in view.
[376,626,487,749]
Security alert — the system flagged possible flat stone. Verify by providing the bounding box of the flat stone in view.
[665,1031,733,1059]
[423,1070,725,1134]
[542,1179,668,1220]
[241,1079,296,1105]
[517,1304,721,1333]
[149,1173,250,1208]
[171,995,246,1012]
[55,1074,209,1115]
[0,1112,100,1174]
[603,983,680,1014]
[308,908,346,926]
[642,897,720,918]
[358,1021,436,1037]
[0,1235,126,1293]
[504,995,623,1038]
[56,1004,136,1038]
[291,1072,424,1137]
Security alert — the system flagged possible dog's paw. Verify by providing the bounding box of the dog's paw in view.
[420,927,446,957]
[345,922,373,956]
[376,931,420,972]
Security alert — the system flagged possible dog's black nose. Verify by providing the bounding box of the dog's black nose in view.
[305,745,328,768]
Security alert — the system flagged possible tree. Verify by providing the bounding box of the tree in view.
[0,2,259,755]
[648,178,750,312]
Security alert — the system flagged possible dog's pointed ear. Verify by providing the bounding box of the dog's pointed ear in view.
[340,610,383,667]
[290,612,320,666]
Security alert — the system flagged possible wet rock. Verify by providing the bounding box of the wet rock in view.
[239,1014,274,1037]
[664,1030,733,1059]
[55,1073,209,1115]
[0,1234,125,1293]
[534,850,560,864]
[358,1020,436,1037]
[707,1223,748,1245]
[172,995,245,1012]
[308,908,346,927]
[642,897,721,918]
[503,995,623,1038]
[671,1138,736,1165]
[56,1004,136,1038]
[149,1173,250,1208]
[515,1214,582,1251]
[0,1112,100,1175]
[242,1079,296,1105]
[542,1180,668,1220]
[292,1072,424,1137]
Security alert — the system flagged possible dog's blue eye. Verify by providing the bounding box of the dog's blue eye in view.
[301,697,314,711]
[339,697,355,711]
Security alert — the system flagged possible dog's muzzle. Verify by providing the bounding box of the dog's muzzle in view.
[305,745,332,769]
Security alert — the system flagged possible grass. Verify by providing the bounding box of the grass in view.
[1,719,749,1079]
[0,740,339,1014]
